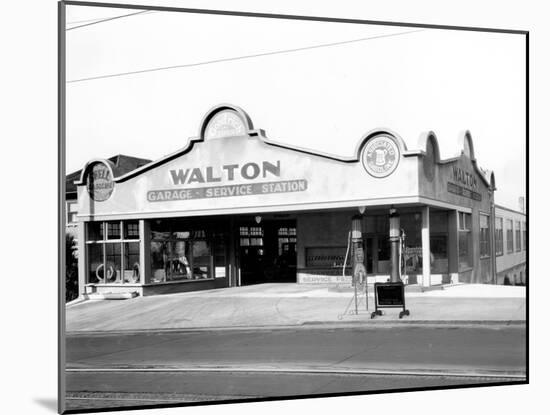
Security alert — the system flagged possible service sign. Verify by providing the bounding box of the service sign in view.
[447,166,482,201]
[147,160,308,202]
[86,162,114,202]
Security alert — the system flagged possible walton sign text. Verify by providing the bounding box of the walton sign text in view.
[148,160,308,202]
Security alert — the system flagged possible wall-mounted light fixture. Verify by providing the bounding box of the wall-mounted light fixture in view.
[255,215,262,224]
[358,206,366,215]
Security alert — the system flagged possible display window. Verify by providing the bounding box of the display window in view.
[401,212,422,275]
[149,220,224,284]
[85,221,141,284]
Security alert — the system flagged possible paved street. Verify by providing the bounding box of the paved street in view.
[67,325,525,374]
[65,324,526,410]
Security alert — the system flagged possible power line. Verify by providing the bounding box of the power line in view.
[67,17,112,25]
[67,29,424,83]
[67,13,153,25]
[67,10,150,31]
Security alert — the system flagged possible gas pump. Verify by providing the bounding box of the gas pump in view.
[337,214,371,318]
[389,207,401,283]
[351,215,366,286]
[351,215,367,313]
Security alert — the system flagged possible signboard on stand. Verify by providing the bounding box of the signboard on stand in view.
[371,282,410,319]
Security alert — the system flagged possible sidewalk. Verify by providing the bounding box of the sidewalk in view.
[65,283,526,332]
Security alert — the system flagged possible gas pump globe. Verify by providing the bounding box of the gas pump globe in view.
[351,215,363,241]
[389,207,401,282]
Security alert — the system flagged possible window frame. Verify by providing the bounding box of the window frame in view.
[495,217,504,256]
[149,227,217,283]
[66,201,78,226]
[85,221,142,285]
[515,221,521,252]
[458,212,472,270]
[506,219,514,254]
[479,213,490,259]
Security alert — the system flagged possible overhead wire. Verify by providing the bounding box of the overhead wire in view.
[67,10,151,31]
[67,17,113,25]
[67,29,424,84]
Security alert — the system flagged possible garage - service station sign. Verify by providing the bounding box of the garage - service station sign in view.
[147,160,308,202]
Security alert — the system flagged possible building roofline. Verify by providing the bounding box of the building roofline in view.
[495,204,526,216]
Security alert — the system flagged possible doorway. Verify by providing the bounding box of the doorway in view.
[238,220,296,285]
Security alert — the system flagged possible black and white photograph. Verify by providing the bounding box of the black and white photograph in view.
[0,0,550,415]
[44,0,534,413]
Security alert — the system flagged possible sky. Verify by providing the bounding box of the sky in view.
[65,4,526,210]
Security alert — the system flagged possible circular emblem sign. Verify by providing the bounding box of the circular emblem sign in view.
[204,110,246,140]
[361,136,400,178]
[86,162,114,202]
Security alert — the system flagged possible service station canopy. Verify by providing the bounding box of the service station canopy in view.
[75,104,495,221]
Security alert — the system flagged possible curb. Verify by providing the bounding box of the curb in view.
[66,319,526,336]
[65,365,526,380]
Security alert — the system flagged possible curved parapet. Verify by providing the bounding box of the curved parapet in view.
[417,131,441,182]
[353,127,408,158]
[198,103,255,140]
[454,129,476,160]
[417,131,441,163]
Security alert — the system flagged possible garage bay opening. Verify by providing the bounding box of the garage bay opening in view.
[238,220,297,285]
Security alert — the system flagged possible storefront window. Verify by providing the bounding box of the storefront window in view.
[150,241,168,283]
[495,217,503,256]
[459,212,472,270]
[87,244,103,284]
[401,212,422,275]
[123,242,140,283]
[88,222,104,241]
[124,221,140,239]
[479,214,490,258]
[107,221,121,240]
[86,221,141,284]
[105,243,122,283]
[192,240,212,279]
[149,223,216,283]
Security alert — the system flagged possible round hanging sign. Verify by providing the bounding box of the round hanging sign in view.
[86,162,114,202]
[361,136,400,178]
